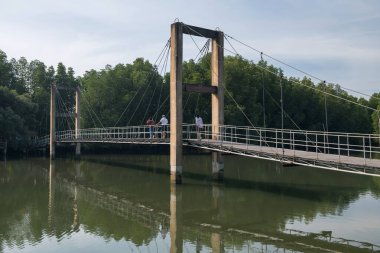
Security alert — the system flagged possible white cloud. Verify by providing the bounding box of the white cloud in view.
[0,0,379,94]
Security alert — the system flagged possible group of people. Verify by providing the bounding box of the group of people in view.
[145,115,168,139]
[145,114,204,139]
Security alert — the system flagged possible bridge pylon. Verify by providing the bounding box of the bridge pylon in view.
[50,84,56,159]
[170,22,224,184]
[75,87,81,158]
[50,84,81,159]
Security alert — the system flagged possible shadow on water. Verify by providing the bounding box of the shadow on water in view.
[0,156,380,253]
[82,155,379,202]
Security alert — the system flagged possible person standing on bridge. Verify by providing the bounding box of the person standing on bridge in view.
[146,117,155,138]
[195,114,204,140]
[158,114,168,139]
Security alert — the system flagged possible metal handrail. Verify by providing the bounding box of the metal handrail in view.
[31,124,380,162]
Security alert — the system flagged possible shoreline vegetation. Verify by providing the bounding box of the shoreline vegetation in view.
[1,49,379,154]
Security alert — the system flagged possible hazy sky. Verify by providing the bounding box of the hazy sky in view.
[0,0,379,95]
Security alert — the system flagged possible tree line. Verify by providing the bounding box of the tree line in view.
[0,49,379,152]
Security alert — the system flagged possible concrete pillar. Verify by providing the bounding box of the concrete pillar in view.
[170,22,183,184]
[75,87,81,157]
[170,184,183,253]
[50,85,56,160]
[211,31,224,181]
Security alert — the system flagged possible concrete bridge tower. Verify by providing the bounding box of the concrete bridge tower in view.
[50,84,81,159]
[170,22,224,184]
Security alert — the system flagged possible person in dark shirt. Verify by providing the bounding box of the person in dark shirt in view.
[146,117,155,138]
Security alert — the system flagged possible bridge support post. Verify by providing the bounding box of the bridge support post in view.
[75,87,81,158]
[50,84,56,160]
[170,184,183,253]
[170,22,183,184]
[211,30,224,181]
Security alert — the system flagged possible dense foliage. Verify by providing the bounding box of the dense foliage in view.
[0,50,78,151]
[0,49,379,152]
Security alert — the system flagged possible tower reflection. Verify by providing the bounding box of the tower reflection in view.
[170,183,183,253]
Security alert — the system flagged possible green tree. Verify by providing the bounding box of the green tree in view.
[0,87,37,150]
[81,58,164,128]
[0,50,14,88]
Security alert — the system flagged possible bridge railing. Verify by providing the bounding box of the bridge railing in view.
[32,124,380,162]
[56,125,171,142]
[186,124,380,161]
[30,135,50,147]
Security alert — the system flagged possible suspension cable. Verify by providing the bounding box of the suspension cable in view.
[226,35,379,113]
[324,81,329,133]
[152,94,169,120]
[194,93,200,116]
[114,39,171,127]
[183,92,192,112]
[280,74,284,158]
[223,34,379,112]
[141,43,171,124]
[183,23,324,153]
[224,34,239,55]
[194,39,210,62]
[193,39,211,118]
[56,90,75,130]
[81,89,106,129]
[183,24,260,130]
[224,33,380,101]
[155,54,170,121]
[188,30,202,51]
[127,43,170,126]
[255,61,378,112]
[260,53,266,128]
[226,32,339,152]
[81,92,98,128]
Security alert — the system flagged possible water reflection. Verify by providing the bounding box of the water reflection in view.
[48,161,54,229]
[170,184,182,253]
[0,156,380,253]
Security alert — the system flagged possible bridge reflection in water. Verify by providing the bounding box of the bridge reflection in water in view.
[44,158,379,253]
[2,157,380,252]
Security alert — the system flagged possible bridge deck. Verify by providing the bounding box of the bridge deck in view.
[187,139,380,175]
[32,124,380,176]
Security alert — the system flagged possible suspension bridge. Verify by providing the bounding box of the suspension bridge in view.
[31,22,380,181]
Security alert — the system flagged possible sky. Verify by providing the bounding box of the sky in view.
[0,0,379,96]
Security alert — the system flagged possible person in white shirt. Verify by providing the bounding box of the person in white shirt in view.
[195,114,203,140]
[159,115,168,139]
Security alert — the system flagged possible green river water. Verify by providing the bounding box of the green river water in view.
[1,154,380,252]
